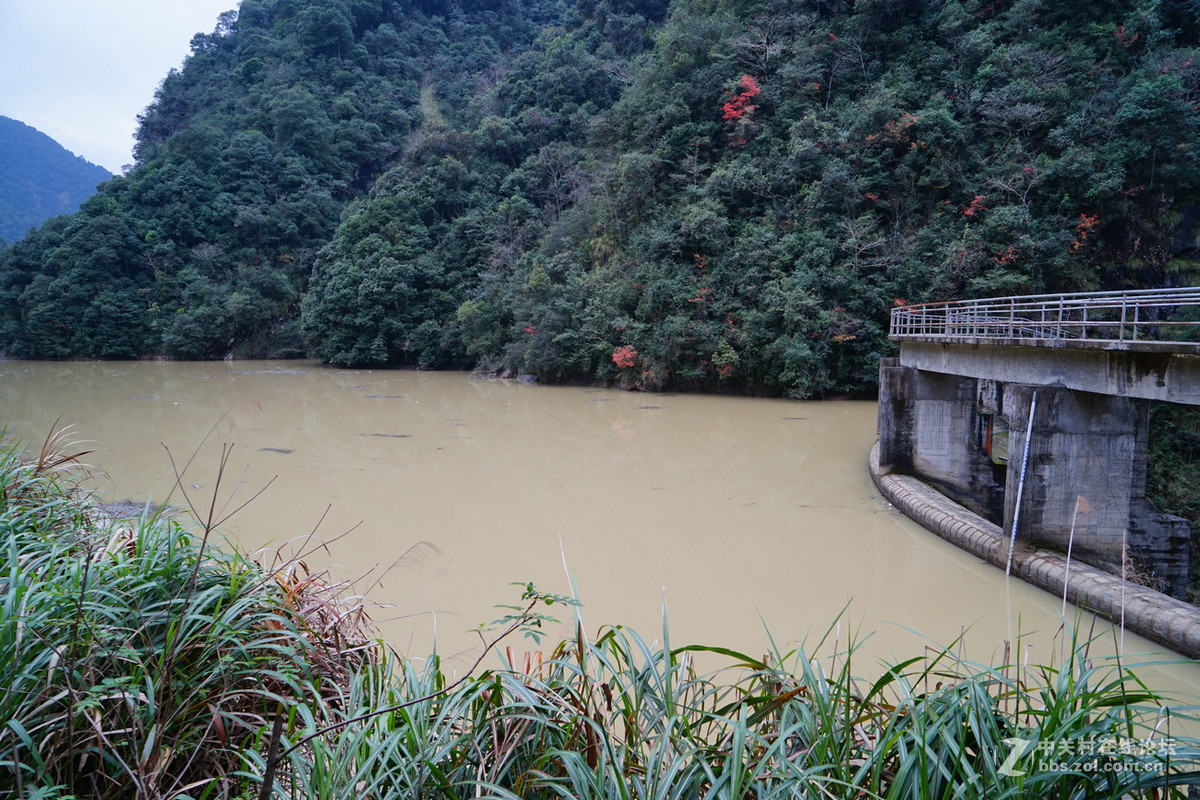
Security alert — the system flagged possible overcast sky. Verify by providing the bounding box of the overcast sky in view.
[0,0,237,174]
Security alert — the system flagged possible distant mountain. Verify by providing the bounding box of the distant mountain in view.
[0,116,113,244]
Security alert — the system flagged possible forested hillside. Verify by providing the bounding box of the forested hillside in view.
[0,0,565,360]
[0,116,113,246]
[1,0,1198,397]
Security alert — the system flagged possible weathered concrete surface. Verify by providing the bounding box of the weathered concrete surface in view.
[878,358,1191,598]
[877,359,915,473]
[877,359,1006,522]
[1002,386,1137,558]
[870,442,1200,659]
[899,341,1200,406]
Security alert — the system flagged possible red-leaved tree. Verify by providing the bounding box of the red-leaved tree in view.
[612,345,639,369]
[722,75,761,146]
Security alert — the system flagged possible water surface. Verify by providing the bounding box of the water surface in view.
[2,360,1197,702]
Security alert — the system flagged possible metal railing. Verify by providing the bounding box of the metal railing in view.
[890,287,1200,346]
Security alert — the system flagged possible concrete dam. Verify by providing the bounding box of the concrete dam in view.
[873,288,1200,655]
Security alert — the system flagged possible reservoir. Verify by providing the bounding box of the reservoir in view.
[2,359,1198,701]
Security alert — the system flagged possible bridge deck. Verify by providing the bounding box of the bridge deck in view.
[890,287,1200,404]
[890,287,1200,352]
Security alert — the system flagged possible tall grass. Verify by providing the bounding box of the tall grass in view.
[2,427,1199,799]
[257,620,1200,799]
[0,430,349,799]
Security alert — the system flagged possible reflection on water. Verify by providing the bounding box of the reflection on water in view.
[2,360,1198,701]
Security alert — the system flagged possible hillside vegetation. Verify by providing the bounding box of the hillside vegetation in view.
[0,0,1198,397]
[0,116,113,246]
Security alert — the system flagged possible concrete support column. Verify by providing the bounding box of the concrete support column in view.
[1002,386,1135,562]
[877,358,915,472]
[1001,386,1190,598]
[877,359,1005,522]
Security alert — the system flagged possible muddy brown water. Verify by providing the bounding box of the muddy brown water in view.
[2,360,1198,704]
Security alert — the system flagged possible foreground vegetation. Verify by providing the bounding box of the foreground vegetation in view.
[3,430,1200,799]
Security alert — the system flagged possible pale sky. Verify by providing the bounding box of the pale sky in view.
[0,0,238,174]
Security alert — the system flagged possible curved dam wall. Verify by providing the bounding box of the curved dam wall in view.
[870,441,1200,659]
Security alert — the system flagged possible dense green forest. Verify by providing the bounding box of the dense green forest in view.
[0,116,113,246]
[0,0,1198,396]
